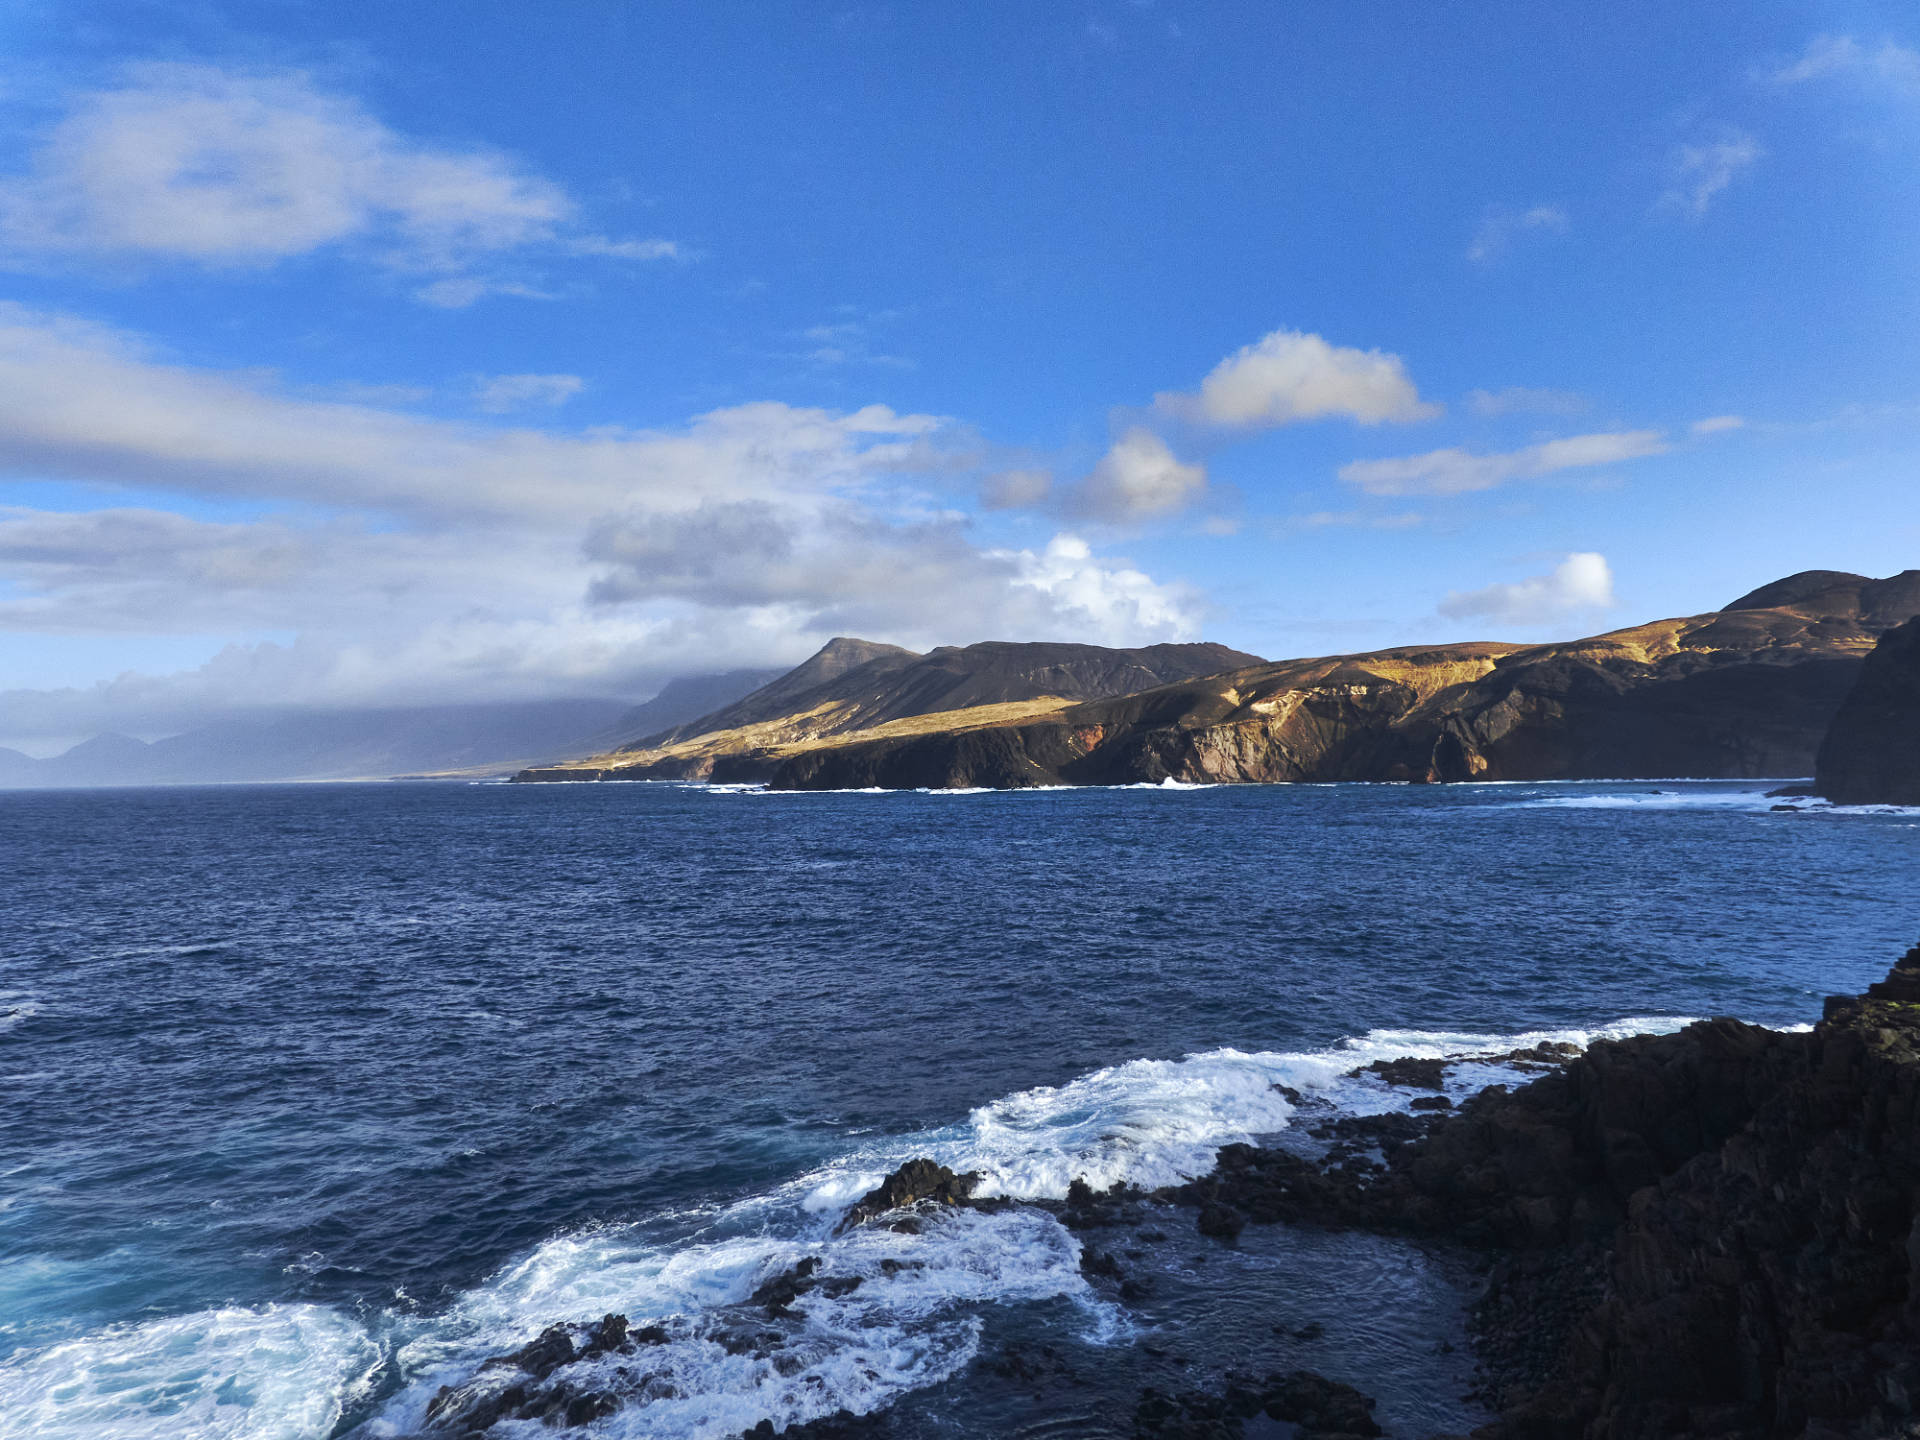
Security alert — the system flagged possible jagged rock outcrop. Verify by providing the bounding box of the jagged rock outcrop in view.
[833,1158,981,1234]
[1816,615,1920,806]
[1169,942,1920,1440]
[771,570,1920,790]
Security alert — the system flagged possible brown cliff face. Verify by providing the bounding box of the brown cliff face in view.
[1815,615,1920,806]
[770,570,1920,789]
[510,638,1264,783]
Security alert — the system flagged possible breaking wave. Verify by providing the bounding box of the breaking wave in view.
[0,1016,1697,1440]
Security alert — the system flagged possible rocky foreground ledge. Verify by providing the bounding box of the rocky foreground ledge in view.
[420,944,1920,1439]
[1145,940,1920,1440]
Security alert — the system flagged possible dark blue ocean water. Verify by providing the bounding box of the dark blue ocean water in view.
[1,779,1915,1439]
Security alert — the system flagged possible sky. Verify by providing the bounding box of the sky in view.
[0,0,1916,750]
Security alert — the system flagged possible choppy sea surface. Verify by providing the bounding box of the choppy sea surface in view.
[2,778,1915,1439]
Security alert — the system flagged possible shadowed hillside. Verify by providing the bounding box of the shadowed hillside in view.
[763,569,1920,790]
[514,638,1266,783]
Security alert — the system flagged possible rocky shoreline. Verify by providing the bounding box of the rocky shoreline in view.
[1146,940,1920,1439]
[413,943,1920,1438]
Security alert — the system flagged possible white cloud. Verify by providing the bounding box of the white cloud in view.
[1281,510,1425,532]
[785,315,913,370]
[568,235,682,261]
[0,305,1201,740]
[1338,429,1669,497]
[0,65,680,299]
[1465,386,1588,418]
[1467,204,1568,263]
[1771,34,1920,93]
[1661,133,1762,217]
[1154,328,1439,430]
[1690,414,1745,435]
[1006,535,1195,643]
[0,303,943,523]
[1074,428,1207,519]
[473,373,585,413]
[1438,552,1616,626]
[413,278,557,308]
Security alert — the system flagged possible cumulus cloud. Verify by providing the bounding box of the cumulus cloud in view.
[582,503,1194,642]
[1466,204,1568,264]
[1153,329,1439,430]
[1661,133,1762,217]
[1072,428,1207,519]
[1438,553,1616,627]
[0,65,680,300]
[0,305,1201,741]
[473,373,584,413]
[1338,429,1668,497]
[1771,35,1920,92]
[1466,386,1588,418]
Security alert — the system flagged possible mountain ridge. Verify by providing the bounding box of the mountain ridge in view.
[763,569,1920,790]
[516,638,1268,783]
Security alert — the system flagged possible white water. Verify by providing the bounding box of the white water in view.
[1497,784,1920,817]
[0,1016,1698,1440]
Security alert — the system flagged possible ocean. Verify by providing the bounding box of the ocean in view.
[1,779,1915,1439]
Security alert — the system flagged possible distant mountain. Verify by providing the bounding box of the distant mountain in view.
[517,638,1267,782]
[0,746,41,785]
[563,669,786,757]
[630,639,920,748]
[757,569,1920,790]
[0,701,637,787]
[0,664,815,788]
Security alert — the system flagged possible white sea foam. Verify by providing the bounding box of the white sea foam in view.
[4,1013,1704,1439]
[1511,789,1920,819]
[778,1018,1698,1231]
[362,1207,1092,1439]
[0,994,41,1034]
[0,1304,381,1440]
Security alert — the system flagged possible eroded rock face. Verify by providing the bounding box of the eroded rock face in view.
[832,1158,981,1234]
[1816,615,1920,805]
[770,571,1920,790]
[1167,942,1920,1440]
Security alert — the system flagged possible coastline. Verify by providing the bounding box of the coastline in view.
[401,941,1920,1439]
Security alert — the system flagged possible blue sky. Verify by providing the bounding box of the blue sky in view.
[0,1,1915,746]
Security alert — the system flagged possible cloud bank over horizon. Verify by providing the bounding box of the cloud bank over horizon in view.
[0,301,1204,746]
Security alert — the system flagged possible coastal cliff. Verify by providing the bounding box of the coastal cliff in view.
[1166,942,1920,1440]
[511,639,1263,783]
[418,945,1920,1440]
[1816,616,1920,806]
[770,569,1920,790]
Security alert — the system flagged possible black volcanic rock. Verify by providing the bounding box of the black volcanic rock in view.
[1164,942,1920,1440]
[833,1158,981,1233]
[1815,615,1920,805]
